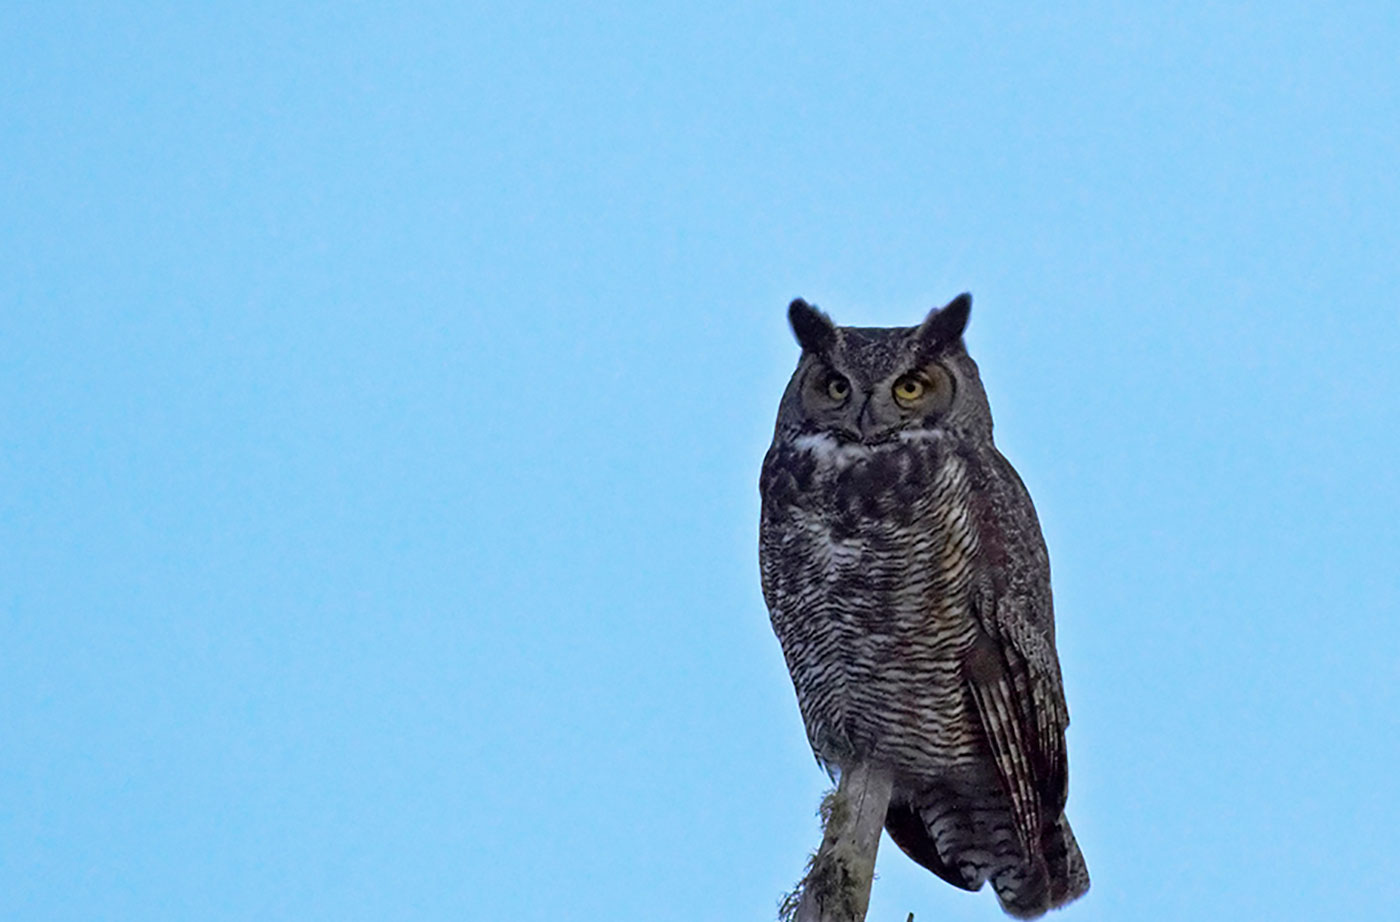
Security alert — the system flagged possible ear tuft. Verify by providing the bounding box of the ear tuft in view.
[916,293,972,352]
[788,298,837,354]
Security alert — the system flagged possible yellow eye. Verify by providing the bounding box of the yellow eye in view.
[893,376,925,404]
[826,375,850,400]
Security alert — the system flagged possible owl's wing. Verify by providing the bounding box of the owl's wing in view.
[966,580,1069,856]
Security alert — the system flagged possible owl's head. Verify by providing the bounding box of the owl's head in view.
[774,294,993,446]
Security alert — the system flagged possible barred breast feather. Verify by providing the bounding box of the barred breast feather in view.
[759,431,982,776]
[760,431,1089,918]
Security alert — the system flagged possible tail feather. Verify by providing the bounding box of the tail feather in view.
[1045,813,1090,907]
[884,802,979,891]
[992,812,1089,918]
[888,793,1089,919]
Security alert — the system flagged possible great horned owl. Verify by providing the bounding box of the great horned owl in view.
[759,294,1088,918]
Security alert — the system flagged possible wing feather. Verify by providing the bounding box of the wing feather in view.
[966,636,1040,854]
[965,584,1070,853]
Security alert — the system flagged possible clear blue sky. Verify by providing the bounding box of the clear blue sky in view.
[4,3,1398,920]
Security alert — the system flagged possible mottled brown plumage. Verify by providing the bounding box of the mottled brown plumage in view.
[759,295,1088,918]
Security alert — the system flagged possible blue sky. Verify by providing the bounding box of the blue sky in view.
[3,3,1398,920]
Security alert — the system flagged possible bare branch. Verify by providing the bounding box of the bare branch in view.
[781,761,895,922]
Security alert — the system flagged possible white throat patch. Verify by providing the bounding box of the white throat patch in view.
[792,430,943,469]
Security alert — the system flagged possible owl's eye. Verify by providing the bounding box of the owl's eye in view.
[826,375,851,401]
[892,375,926,405]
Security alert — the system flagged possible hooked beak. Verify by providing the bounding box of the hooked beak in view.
[855,394,904,443]
[854,396,895,442]
[857,395,877,436]
[830,397,897,444]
